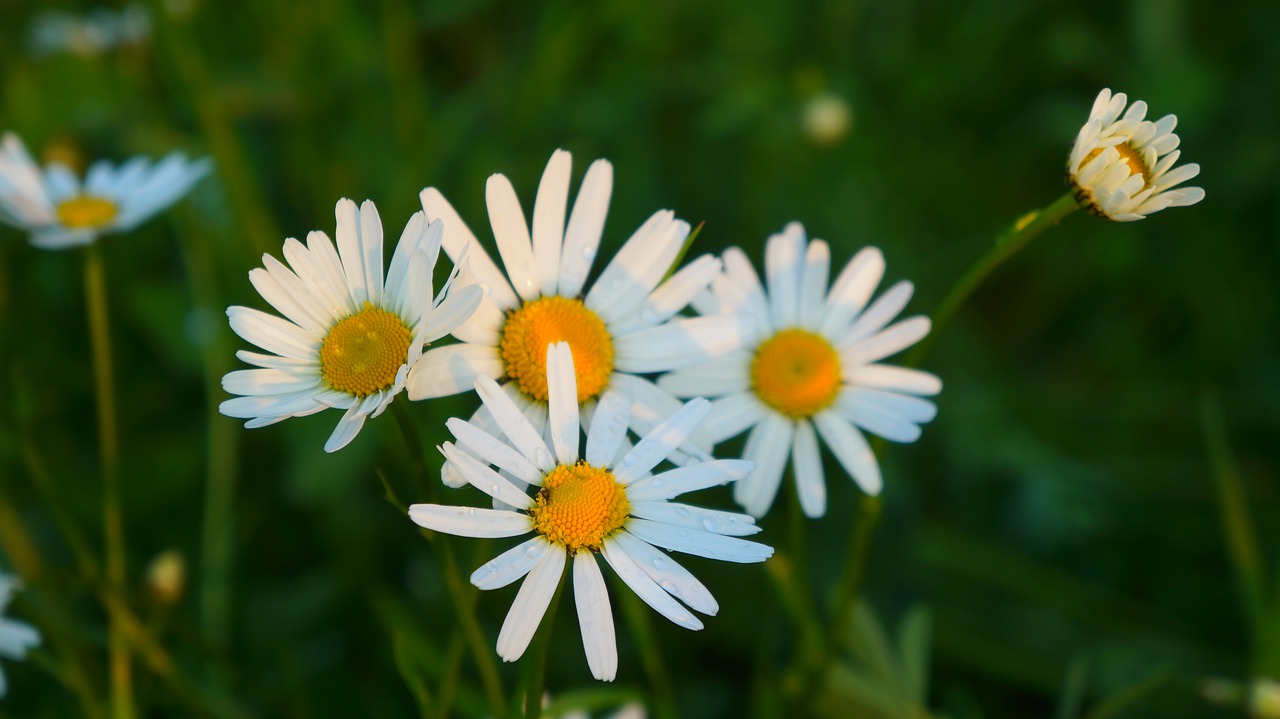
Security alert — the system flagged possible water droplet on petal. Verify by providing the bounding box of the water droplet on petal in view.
[622,453,638,466]
[650,478,664,489]
[525,545,541,558]
[467,507,476,516]
[701,519,718,532]
[651,557,666,569]
[659,580,677,594]
[533,448,552,466]
[490,484,501,495]
[674,507,690,519]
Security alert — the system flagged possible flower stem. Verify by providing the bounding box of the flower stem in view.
[391,401,510,719]
[616,587,680,719]
[84,243,136,719]
[523,572,567,719]
[817,494,882,671]
[906,192,1080,366]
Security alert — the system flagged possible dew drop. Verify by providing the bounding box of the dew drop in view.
[649,478,665,489]
[533,448,552,466]
[524,545,542,559]
[701,519,718,532]
[651,557,666,570]
[582,246,596,259]
[622,453,639,466]
[659,580,677,594]
[640,307,661,324]
[673,507,690,519]
[467,507,477,516]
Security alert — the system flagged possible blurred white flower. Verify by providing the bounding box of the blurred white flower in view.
[410,343,771,681]
[28,3,150,58]
[661,223,940,518]
[0,573,40,699]
[1253,677,1280,718]
[220,199,483,452]
[1068,88,1204,221]
[0,132,210,249]
[802,91,853,147]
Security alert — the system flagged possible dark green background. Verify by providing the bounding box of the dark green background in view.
[0,0,1275,716]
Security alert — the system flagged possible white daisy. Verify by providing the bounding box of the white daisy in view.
[407,150,754,471]
[220,198,483,453]
[410,342,772,682]
[1068,88,1205,221]
[0,132,210,249]
[0,573,40,699]
[660,223,941,519]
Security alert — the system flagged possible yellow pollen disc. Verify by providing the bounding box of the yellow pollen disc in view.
[751,328,842,419]
[530,462,631,553]
[56,196,118,229]
[319,304,412,398]
[1085,144,1149,186]
[499,296,614,403]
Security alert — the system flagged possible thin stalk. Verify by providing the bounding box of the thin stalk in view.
[391,401,510,719]
[907,192,1080,366]
[616,587,679,719]
[84,243,135,719]
[523,572,567,719]
[820,495,883,667]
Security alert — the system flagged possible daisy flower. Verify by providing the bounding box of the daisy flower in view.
[659,223,941,519]
[0,573,40,699]
[0,132,210,249]
[1068,88,1204,221]
[408,150,753,469]
[220,199,483,452]
[410,342,772,681]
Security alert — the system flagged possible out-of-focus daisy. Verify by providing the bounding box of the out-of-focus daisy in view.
[1068,88,1204,221]
[0,132,210,249]
[220,199,483,452]
[28,3,150,58]
[409,150,753,471]
[801,91,853,147]
[410,343,771,681]
[660,223,940,518]
[0,573,40,699]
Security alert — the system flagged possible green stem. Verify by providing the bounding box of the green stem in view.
[906,192,1080,366]
[523,572,567,719]
[391,401,510,719]
[819,495,883,669]
[84,243,135,719]
[616,587,680,719]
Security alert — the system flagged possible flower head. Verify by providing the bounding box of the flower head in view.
[1068,88,1204,221]
[0,132,210,249]
[408,150,755,473]
[0,572,41,699]
[660,223,941,518]
[410,342,772,681]
[220,199,483,452]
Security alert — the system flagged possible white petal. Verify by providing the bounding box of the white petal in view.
[601,538,703,631]
[334,199,370,306]
[586,389,631,466]
[819,246,885,339]
[545,342,581,465]
[624,459,754,502]
[813,411,882,495]
[406,344,502,400]
[475,375,556,471]
[842,316,931,365]
[496,547,567,662]
[559,159,613,298]
[324,396,377,452]
[447,418,543,485]
[798,238,831,329]
[608,254,723,336]
[218,389,325,420]
[844,364,942,396]
[573,553,618,682]
[765,222,806,329]
[792,420,826,518]
[227,306,320,361]
[613,314,756,374]
[221,368,319,396]
[839,279,914,347]
[624,518,773,564]
[533,150,571,297]
[612,398,711,484]
[628,501,761,536]
[840,387,937,423]
[422,283,484,344]
[420,186,519,310]
[486,173,539,302]
[359,200,386,304]
[735,415,793,518]
[719,247,771,332]
[440,442,534,510]
[409,504,531,538]
[471,536,552,590]
[609,531,719,615]
[585,210,684,321]
[701,392,768,443]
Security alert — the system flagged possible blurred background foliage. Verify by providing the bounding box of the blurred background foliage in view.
[0,0,1276,716]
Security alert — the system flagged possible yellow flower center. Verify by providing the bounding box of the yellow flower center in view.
[751,328,842,418]
[499,296,614,403]
[530,462,631,553]
[319,304,412,397]
[56,196,118,229]
[1086,144,1149,187]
